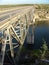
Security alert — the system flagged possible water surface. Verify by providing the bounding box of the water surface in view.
[34,25,49,49]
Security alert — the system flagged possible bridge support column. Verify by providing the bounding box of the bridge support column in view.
[7,27,14,57]
[0,31,7,65]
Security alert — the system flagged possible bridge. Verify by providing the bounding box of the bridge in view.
[0,6,35,65]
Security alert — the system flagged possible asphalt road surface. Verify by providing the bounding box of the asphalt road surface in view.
[0,6,33,22]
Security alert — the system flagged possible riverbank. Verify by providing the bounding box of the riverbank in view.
[35,20,49,26]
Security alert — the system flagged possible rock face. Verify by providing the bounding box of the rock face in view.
[27,25,34,44]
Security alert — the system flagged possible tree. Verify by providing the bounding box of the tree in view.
[41,39,48,59]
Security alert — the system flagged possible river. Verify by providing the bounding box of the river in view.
[34,25,49,49]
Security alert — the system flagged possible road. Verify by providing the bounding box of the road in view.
[0,9,23,21]
[0,6,33,22]
[0,6,34,30]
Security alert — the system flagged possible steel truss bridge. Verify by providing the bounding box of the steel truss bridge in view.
[0,6,35,65]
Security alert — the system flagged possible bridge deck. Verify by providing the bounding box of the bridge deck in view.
[0,6,33,30]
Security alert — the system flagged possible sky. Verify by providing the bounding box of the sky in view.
[0,0,49,5]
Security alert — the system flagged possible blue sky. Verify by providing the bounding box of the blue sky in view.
[0,0,49,5]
